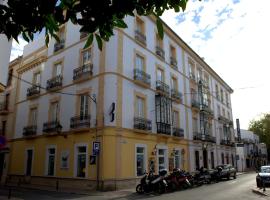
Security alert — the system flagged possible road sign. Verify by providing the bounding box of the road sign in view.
[93,141,100,155]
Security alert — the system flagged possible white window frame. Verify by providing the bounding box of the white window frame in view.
[74,143,88,178]
[135,144,147,177]
[24,147,34,176]
[156,145,168,172]
[45,145,57,176]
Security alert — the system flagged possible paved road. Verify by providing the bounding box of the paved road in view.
[0,172,268,200]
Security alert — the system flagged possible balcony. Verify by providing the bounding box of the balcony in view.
[170,57,178,70]
[0,101,8,115]
[173,127,184,138]
[73,63,93,82]
[27,85,41,99]
[54,39,65,52]
[156,46,165,60]
[220,139,234,146]
[135,30,146,45]
[200,104,214,117]
[46,75,63,91]
[191,99,200,110]
[133,68,151,88]
[23,125,37,137]
[157,122,171,135]
[134,117,152,131]
[43,120,62,134]
[193,132,216,143]
[70,115,90,130]
[156,80,170,96]
[171,89,182,103]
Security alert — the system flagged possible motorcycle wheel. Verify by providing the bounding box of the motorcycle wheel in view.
[136,184,144,194]
[169,182,177,192]
[157,182,166,194]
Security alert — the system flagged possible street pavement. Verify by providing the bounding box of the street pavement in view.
[0,172,268,200]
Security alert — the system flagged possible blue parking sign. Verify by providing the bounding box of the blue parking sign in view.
[93,141,100,155]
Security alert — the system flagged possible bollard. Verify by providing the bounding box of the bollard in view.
[8,188,11,199]
[263,180,266,192]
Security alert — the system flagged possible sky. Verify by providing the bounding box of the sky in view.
[10,0,270,129]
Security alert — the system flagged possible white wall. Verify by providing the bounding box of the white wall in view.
[0,35,12,85]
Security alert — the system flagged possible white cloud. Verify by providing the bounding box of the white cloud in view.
[162,0,270,129]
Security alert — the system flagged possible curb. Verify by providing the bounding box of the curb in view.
[251,188,268,196]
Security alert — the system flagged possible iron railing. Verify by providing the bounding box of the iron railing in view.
[157,122,171,135]
[23,125,37,137]
[46,75,63,90]
[173,127,184,137]
[70,115,90,129]
[73,63,93,81]
[43,120,62,133]
[156,80,170,95]
[156,46,165,59]
[170,57,177,68]
[171,89,182,102]
[27,85,41,97]
[134,117,152,131]
[135,30,146,45]
[133,68,151,86]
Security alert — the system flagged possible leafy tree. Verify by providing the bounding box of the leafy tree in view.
[249,114,270,148]
[0,0,199,50]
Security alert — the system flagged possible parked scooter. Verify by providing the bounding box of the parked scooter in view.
[136,169,168,194]
[166,168,191,191]
[192,167,211,186]
[209,166,222,183]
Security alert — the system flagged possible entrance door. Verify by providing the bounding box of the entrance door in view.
[26,149,33,176]
[195,151,200,170]
[211,152,215,169]
[203,149,208,168]
[0,153,4,180]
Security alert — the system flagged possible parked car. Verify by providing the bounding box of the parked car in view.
[256,165,270,188]
[216,164,236,180]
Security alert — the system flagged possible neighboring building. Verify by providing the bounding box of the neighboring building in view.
[5,15,235,190]
[235,129,267,172]
[0,56,22,183]
[0,35,12,86]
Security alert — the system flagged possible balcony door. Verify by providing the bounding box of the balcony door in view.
[136,96,145,118]
[50,102,59,122]
[26,149,33,176]
[79,95,89,117]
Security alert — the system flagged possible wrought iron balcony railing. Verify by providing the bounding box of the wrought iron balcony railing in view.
[156,80,170,95]
[220,139,233,146]
[135,30,146,45]
[191,99,200,109]
[134,117,152,131]
[200,104,214,117]
[157,122,171,135]
[27,85,41,98]
[170,57,178,68]
[54,39,65,52]
[133,68,151,87]
[156,46,165,59]
[70,115,90,129]
[171,89,183,102]
[193,132,216,143]
[23,125,37,137]
[173,127,184,137]
[73,63,93,81]
[46,75,63,90]
[43,120,62,133]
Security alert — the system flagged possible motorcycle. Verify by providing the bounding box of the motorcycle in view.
[192,167,211,186]
[166,168,191,191]
[136,169,168,194]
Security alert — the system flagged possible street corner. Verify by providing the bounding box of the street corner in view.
[251,187,269,196]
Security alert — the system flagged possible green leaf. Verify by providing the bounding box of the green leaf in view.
[115,19,128,28]
[84,33,93,49]
[95,34,103,50]
[45,34,50,47]
[156,18,164,39]
[22,32,30,42]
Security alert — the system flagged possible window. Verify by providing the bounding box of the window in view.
[136,96,145,118]
[192,118,198,132]
[170,45,176,59]
[81,49,91,65]
[171,77,177,91]
[221,153,224,164]
[174,150,180,169]
[135,17,145,34]
[136,145,146,176]
[54,62,62,77]
[197,68,202,81]
[157,148,167,171]
[188,61,195,77]
[47,147,56,176]
[225,93,229,106]
[217,105,221,116]
[1,121,6,136]
[33,72,41,85]
[215,84,219,100]
[157,68,164,82]
[29,108,38,126]
[220,89,224,103]
[172,110,179,128]
[156,34,163,48]
[135,54,144,71]
[79,95,89,117]
[76,145,87,177]
[222,108,225,116]
[50,101,59,122]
